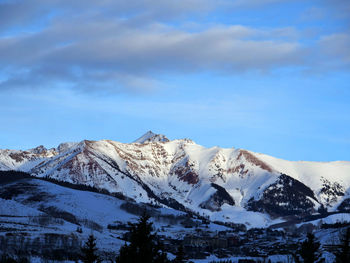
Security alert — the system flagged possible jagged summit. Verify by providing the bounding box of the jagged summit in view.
[57,142,78,153]
[133,130,170,144]
[28,145,47,154]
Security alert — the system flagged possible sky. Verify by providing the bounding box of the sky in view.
[0,0,349,161]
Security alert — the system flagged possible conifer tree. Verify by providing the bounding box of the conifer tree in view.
[81,234,99,263]
[116,213,169,263]
[299,233,320,263]
[335,228,350,263]
[0,255,17,263]
[173,245,186,263]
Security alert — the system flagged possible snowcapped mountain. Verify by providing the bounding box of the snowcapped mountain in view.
[1,131,350,226]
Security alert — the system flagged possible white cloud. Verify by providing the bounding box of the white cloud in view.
[0,17,304,92]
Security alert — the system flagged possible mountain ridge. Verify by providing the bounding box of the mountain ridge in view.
[1,131,349,227]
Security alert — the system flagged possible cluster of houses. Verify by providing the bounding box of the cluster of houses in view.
[158,226,293,260]
[109,217,304,261]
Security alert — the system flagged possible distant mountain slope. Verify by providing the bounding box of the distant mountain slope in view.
[1,131,350,224]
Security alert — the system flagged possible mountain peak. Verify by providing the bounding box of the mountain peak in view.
[28,145,47,154]
[133,131,170,144]
[57,142,78,153]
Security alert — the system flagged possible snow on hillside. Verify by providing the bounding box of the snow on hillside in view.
[0,176,235,258]
[0,198,41,217]
[297,213,350,227]
[0,177,126,255]
[256,153,350,191]
[255,152,350,208]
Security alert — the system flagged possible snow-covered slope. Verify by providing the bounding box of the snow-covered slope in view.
[1,131,349,223]
[0,173,209,260]
[255,153,350,210]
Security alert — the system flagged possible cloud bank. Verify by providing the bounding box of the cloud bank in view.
[0,0,348,92]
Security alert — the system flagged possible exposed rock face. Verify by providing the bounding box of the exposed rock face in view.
[29,145,48,154]
[246,174,318,217]
[200,183,235,211]
[237,150,273,173]
[319,177,345,207]
[171,157,199,185]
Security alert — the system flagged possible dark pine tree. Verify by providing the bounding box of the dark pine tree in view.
[0,255,17,263]
[173,245,186,263]
[81,234,99,263]
[116,213,169,263]
[335,228,350,263]
[299,233,321,263]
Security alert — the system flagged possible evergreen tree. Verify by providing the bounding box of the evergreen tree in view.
[299,233,320,263]
[335,228,350,263]
[318,204,327,215]
[81,234,99,263]
[173,245,186,263]
[0,255,17,263]
[116,213,169,263]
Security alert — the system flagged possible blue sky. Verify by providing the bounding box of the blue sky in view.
[0,0,349,161]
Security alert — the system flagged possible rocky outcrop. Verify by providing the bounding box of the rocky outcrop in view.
[246,174,318,217]
[200,183,235,211]
[319,177,345,206]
